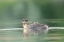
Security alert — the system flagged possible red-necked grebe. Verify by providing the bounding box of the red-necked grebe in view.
[22,19,48,36]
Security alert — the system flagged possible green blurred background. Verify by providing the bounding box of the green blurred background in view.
[0,0,64,28]
[0,0,64,42]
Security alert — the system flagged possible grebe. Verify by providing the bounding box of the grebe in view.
[22,19,48,36]
[22,19,28,36]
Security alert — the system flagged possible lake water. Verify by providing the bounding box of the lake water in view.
[0,28,64,42]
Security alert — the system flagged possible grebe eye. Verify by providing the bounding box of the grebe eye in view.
[25,19,28,22]
[25,20,28,22]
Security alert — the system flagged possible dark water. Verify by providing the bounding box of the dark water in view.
[0,29,64,42]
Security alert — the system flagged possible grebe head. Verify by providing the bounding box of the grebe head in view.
[22,19,28,25]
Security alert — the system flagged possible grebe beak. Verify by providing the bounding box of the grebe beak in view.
[28,21,32,24]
